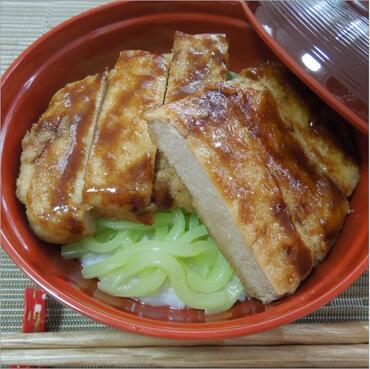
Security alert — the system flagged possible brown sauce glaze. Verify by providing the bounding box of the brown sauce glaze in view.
[151,153,176,209]
[35,116,62,136]
[231,85,347,255]
[51,73,106,214]
[240,66,264,81]
[240,63,359,197]
[83,51,168,216]
[63,216,86,236]
[150,33,229,212]
[272,201,312,278]
[127,153,154,187]
[239,90,319,180]
[165,32,228,103]
[19,72,107,243]
[171,84,313,284]
[93,73,161,157]
[152,182,174,209]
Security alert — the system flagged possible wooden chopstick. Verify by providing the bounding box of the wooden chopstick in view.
[2,323,368,349]
[2,344,368,367]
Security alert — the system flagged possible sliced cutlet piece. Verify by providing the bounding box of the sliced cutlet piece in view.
[240,63,360,196]
[165,31,228,103]
[83,51,169,221]
[16,72,108,244]
[234,78,349,264]
[152,32,229,210]
[145,81,315,303]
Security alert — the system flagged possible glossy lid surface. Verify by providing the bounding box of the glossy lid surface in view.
[243,1,369,134]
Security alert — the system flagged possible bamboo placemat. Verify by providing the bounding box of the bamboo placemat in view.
[1,1,369,368]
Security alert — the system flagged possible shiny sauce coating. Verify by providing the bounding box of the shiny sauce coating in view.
[158,82,319,293]
[165,31,228,103]
[22,73,107,243]
[83,51,168,216]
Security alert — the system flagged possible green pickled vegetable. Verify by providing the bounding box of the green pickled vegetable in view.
[226,71,240,80]
[61,209,244,313]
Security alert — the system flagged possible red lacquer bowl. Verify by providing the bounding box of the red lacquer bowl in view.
[1,1,368,339]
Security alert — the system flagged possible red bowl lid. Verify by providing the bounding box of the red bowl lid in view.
[242,1,369,134]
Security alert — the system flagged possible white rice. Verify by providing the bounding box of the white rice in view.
[139,282,186,309]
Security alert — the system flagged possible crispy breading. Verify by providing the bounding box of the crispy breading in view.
[236,78,349,263]
[152,32,229,210]
[165,31,228,103]
[146,79,350,302]
[16,73,107,244]
[240,63,359,196]
[83,50,168,220]
[152,153,193,211]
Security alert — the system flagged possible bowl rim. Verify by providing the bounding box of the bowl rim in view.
[241,1,368,135]
[1,0,369,339]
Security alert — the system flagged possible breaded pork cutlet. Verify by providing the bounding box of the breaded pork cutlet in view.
[83,50,169,221]
[228,78,349,263]
[153,32,229,211]
[16,73,107,244]
[240,63,359,196]
[145,80,350,302]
